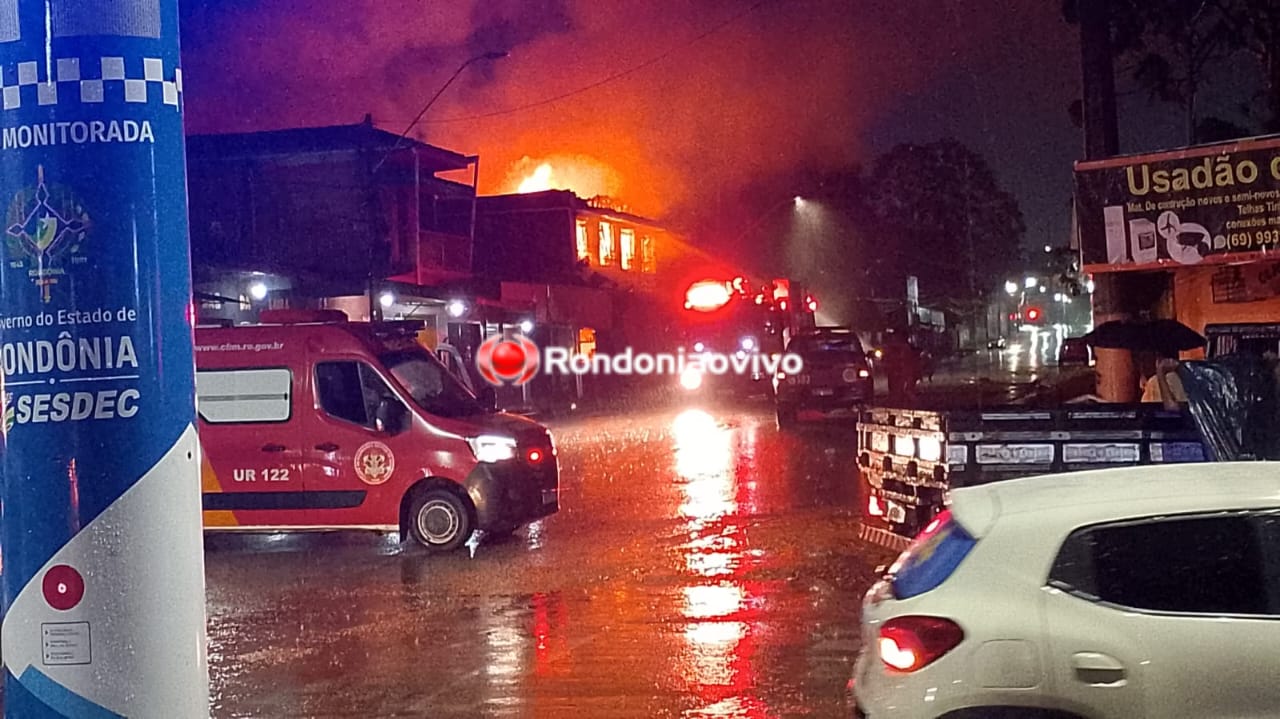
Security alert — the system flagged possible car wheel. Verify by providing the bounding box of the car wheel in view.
[406,488,473,552]
[776,405,797,429]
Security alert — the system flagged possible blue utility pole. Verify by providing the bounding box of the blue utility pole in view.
[0,1,209,716]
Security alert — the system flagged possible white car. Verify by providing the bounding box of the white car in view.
[851,463,1280,719]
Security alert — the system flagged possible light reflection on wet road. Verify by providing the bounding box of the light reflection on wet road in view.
[204,405,893,718]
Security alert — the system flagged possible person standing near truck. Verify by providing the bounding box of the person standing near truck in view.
[1141,354,1188,411]
[882,330,922,406]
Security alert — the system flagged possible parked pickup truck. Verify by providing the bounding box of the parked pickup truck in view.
[856,405,1206,550]
[857,321,1280,550]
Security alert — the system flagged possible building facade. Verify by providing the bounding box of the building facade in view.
[1075,135,1280,397]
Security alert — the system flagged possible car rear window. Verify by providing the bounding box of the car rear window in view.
[890,510,977,600]
[788,335,864,358]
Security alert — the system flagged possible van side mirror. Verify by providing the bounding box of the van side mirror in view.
[478,386,498,411]
[376,397,409,435]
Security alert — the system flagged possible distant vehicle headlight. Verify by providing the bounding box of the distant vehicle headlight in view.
[680,366,704,391]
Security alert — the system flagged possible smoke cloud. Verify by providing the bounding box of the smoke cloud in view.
[180,0,1078,235]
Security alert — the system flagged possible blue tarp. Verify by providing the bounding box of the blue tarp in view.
[1179,356,1280,461]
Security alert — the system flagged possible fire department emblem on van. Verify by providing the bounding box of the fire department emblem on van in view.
[354,441,395,486]
[4,166,91,303]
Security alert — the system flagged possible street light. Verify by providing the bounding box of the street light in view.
[373,50,509,173]
[737,194,810,246]
[1004,280,1019,296]
[1024,277,1038,289]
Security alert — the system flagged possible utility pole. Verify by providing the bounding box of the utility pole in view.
[1080,0,1119,159]
[0,2,210,716]
[1078,0,1138,401]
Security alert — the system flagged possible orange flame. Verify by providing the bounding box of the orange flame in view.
[507,155,623,200]
[518,163,556,193]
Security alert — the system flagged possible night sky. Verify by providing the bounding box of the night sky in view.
[177,0,1203,257]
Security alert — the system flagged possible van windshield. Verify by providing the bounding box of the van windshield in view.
[379,349,483,419]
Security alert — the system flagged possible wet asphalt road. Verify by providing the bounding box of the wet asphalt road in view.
[204,403,894,718]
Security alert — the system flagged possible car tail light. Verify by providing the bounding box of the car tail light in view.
[527,448,545,464]
[878,616,964,672]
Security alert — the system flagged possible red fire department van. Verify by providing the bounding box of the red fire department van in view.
[193,310,558,552]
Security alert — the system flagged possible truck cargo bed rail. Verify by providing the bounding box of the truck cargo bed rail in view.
[857,404,1205,542]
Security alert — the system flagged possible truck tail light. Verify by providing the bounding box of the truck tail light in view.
[868,496,885,517]
[878,616,963,672]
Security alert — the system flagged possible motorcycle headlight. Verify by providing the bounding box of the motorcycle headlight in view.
[468,435,517,463]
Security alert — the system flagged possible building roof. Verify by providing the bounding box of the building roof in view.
[187,118,474,173]
[477,190,668,230]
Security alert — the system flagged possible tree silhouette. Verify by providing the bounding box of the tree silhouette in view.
[867,139,1025,309]
[1063,0,1280,141]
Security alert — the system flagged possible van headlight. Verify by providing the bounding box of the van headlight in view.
[468,435,517,463]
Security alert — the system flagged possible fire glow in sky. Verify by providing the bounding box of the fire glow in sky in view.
[180,0,873,216]
[180,0,1082,229]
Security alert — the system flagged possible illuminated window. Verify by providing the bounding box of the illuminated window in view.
[619,228,636,270]
[599,221,615,265]
[575,219,590,262]
[641,235,656,273]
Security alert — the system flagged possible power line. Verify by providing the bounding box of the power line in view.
[421,0,775,125]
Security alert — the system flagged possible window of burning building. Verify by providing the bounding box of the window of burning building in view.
[576,219,591,262]
[599,221,616,265]
[578,328,597,357]
[641,235,656,274]
[620,228,636,270]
